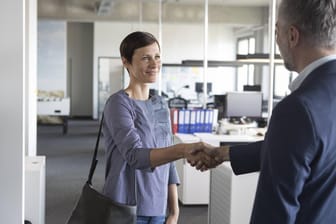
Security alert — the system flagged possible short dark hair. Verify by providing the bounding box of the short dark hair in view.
[278,0,336,49]
[119,31,160,64]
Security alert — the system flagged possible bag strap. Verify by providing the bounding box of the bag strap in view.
[86,111,137,204]
[87,113,104,185]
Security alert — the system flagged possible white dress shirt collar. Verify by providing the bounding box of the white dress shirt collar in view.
[289,54,336,91]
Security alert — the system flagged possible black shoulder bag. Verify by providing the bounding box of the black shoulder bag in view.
[66,115,137,224]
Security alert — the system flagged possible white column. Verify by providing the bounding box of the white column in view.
[0,0,26,223]
[158,0,163,96]
[138,0,143,30]
[203,0,209,109]
[267,0,277,120]
[26,0,37,156]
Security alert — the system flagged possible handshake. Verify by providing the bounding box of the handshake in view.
[184,142,230,171]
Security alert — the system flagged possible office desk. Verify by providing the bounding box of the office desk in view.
[174,134,208,205]
[209,163,259,224]
[174,132,264,205]
[37,98,70,134]
[194,132,263,146]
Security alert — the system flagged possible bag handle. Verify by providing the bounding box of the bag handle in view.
[87,113,104,185]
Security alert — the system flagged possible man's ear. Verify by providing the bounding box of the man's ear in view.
[121,57,129,67]
[288,25,300,48]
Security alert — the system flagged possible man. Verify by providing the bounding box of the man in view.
[193,0,336,223]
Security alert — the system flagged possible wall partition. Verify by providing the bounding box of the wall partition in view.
[92,1,266,119]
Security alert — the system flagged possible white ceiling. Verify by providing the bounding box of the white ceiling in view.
[38,0,270,23]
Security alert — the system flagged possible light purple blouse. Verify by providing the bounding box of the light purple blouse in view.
[102,90,180,216]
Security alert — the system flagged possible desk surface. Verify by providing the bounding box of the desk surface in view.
[194,132,264,142]
[174,133,200,142]
[175,130,265,144]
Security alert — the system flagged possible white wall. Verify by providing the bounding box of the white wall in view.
[0,0,25,223]
[93,22,236,118]
[38,21,67,93]
[67,22,94,117]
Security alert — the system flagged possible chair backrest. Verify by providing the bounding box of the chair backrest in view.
[168,97,188,109]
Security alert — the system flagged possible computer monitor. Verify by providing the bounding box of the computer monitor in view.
[225,92,262,118]
[243,85,261,92]
[195,82,212,94]
[214,94,226,120]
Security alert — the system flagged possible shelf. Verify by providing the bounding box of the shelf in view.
[177,58,283,67]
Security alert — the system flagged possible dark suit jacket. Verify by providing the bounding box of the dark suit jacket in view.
[230,59,336,224]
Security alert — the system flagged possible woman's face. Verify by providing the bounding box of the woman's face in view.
[124,42,161,84]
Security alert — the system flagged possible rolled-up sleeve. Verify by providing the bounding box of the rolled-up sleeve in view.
[168,162,180,185]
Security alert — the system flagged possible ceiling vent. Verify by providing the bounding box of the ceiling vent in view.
[95,0,115,16]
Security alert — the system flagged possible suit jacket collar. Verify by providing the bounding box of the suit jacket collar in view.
[296,58,336,92]
[289,54,336,91]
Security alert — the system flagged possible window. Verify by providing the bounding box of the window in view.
[274,66,298,98]
[237,36,256,91]
[273,45,298,98]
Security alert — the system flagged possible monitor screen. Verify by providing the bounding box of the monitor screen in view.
[225,92,262,118]
[243,85,261,92]
[195,82,212,93]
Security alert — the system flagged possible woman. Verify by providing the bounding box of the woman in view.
[102,31,212,224]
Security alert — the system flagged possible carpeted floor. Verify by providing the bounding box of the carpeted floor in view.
[37,119,208,224]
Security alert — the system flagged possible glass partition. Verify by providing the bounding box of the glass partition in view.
[158,64,237,105]
[98,57,123,118]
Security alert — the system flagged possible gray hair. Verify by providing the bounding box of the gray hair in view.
[278,0,336,49]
